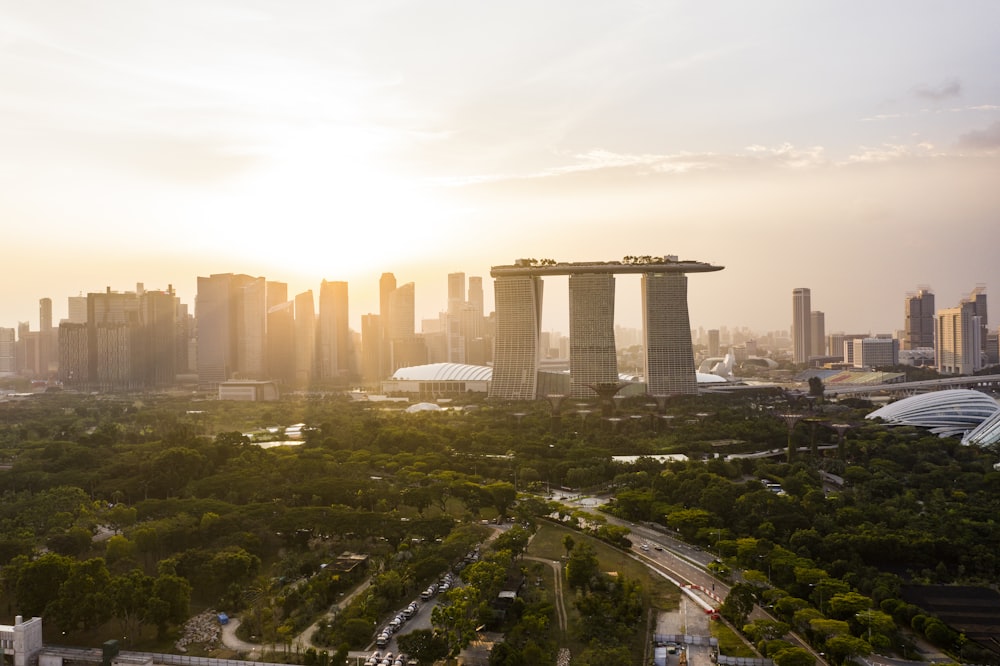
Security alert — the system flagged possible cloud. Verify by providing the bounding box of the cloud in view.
[434,143,830,187]
[957,121,1000,150]
[912,78,962,101]
[860,113,904,122]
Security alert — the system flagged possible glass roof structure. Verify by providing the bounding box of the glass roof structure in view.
[962,409,1000,446]
[866,389,1000,439]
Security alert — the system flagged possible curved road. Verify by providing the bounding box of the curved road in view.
[524,556,567,635]
[220,578,372,657]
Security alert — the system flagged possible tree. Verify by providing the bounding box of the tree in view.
[562,535,575,558]
[825,634,871,664]
[743,619,791,644]
[109,569,155,645]
[772,647,816,666]
[150,573,191,637]
[14,552,72,616]
[826,591,872,620]
[49,558,112,632]
[397,629,449,666]
[565,543,600,592]
[431,586,483,657]
[486,481,518,518]
[720,583,757,627]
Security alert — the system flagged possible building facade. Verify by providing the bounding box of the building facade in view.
[568,273,618,397]
[489,274,544,400]
[643,272,698,395]
[937,300,983,375]
[903,288,935,350]
[792,288,811,363]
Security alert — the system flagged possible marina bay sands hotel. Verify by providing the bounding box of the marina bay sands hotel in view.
[489,257,723,401]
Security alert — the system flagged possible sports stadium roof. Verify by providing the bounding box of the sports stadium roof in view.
[390,363,493,382]
[390,363,730,385]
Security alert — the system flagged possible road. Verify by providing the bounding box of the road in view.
[524,556,568,635]
[560,494,828,666]
[220,578,372,658]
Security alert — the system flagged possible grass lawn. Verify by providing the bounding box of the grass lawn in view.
[527,521,680,661]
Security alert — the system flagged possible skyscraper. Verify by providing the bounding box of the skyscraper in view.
[0,328,14,376]
[318,280,350,381]
[792,288,812,364]
[490,274,544,400]
[197,273,257,385]
[237,277,267,379]
[360,314,382,383]
[967,285,988,356]
[936,299,982,375]
[267,300,295,385]
[67,296,88,324]
[140,287,178,387]
[448,272,466,314]
[569,273,618,397]
[810,311,826,357]
[707,329,720,357]
[903,288,935,350]
[643,272,697,395]
[293,290,315,385]
[38,298,55,376]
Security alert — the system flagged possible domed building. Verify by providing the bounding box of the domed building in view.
[866,388,1000,439]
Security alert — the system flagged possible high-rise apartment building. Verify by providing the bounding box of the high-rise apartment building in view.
[569,273,618,397]
[58,323,88,385]
[903,288,935,350]
[86,288,141,391]
[810,311,826,357]
[937,296,984,375]
[139,288,179,387]
[317,280,350,381]
[792,288,812,363]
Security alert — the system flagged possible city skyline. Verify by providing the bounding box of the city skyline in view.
[2,2,999,334]
[1,268,996,344]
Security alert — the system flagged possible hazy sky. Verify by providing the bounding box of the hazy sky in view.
[2,2,999,336]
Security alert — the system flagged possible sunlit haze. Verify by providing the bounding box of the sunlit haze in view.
[2,2,999,335]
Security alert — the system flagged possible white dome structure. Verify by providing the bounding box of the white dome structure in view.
[390,363,493,382]
[405,402,442,413]
[866,389,1000,438]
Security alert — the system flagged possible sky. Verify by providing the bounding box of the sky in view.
[2,1,999,337]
